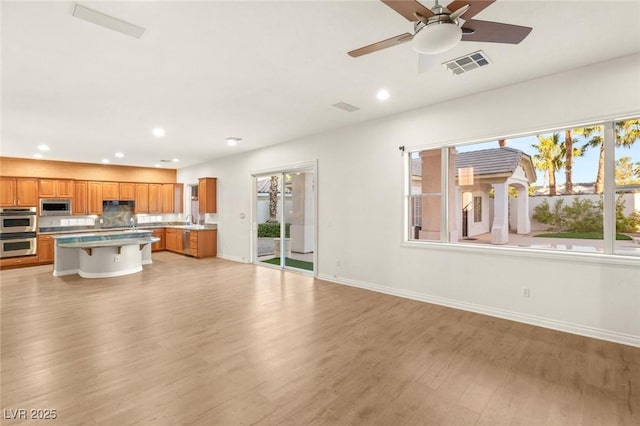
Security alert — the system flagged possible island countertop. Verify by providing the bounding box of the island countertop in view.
[52,230,158,278]
[40,224,217,235]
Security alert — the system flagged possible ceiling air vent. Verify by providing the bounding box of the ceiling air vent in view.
[442,50,491,75]
[332,102,360,112]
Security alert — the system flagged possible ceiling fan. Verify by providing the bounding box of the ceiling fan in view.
[348,0,532,57]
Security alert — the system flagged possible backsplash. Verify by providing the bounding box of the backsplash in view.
[100,204,135,227]
[39,212,185,229]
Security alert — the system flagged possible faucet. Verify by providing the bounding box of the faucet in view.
[130,217,136,229]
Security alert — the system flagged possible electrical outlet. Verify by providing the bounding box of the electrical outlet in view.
[114,255,120,263]
[522,287,530,298]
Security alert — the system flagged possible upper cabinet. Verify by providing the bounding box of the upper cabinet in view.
[38,179,73,198]
[161,184,174,213]
[88,182,103,214]
[198,178,217,214]
[174,183,184,213]
[1,177,38,207]
[1,174,186,214]
[148,184,162,213]
[73,181,88,215]
[135,184,149,213]
[102,182,119,200]
[119,183,135,201]
[160,183,183,213]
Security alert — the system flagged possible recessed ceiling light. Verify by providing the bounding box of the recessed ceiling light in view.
[152,128,165,137]
[171,158,179,163]
[37,144,50,151]
[376,89,390,101]
[154,164,162,168]
[101,159,110,164]
[33,153,43,159]
[226,137,242,146]
[115,152,124,158]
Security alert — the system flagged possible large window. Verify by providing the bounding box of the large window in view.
[406,118,640,258]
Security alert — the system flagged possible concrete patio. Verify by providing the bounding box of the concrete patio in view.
[460,232,640,256]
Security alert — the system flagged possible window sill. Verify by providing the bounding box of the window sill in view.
[401,239,640,267]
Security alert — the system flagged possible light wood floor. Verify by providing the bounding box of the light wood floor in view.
[1,252,639,425]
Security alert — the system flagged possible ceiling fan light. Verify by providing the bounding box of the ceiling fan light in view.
[412,22,462,55]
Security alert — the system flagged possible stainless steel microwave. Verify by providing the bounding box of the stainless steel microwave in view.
[40,198,72,216]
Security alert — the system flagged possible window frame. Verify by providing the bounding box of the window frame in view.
[401,116,640,266]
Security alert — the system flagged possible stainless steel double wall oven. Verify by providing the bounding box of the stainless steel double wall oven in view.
[0,207,37,258]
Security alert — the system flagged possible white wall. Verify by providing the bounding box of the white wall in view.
[179,54,640,346]
[512,193,639,232]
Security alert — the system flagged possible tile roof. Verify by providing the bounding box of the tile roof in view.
[412,147,532,178]
[456,147,525,176]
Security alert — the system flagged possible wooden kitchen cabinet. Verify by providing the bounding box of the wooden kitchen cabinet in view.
[151,228,165,251]
[73,181,88,214]
[38,179,73,198]
[0,178,16,206]
[190,229,217,259]
[198,178,217,214]
[38,179,55,197]
[0,256,39,269]
[1,177,38,207]
[161,184,174,213]
[164,228,217,258]
[119,183,135,200]
[17,178,38,206]
[148,184,162,213]
[102,182,119,200]
[88,181,103,214]
[135,184,149,213]
[174,183,183,213]
[165,228,181,252]
[37,235,54,264]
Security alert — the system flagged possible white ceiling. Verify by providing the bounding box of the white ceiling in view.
[2,1,639,169]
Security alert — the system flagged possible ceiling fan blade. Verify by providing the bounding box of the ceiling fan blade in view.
[447,0,495,20]
[381,0,434,22]
[348,33,414,57]
[461,19,532,44]
[449,4,470,21]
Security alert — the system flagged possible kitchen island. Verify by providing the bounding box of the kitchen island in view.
[52,230,159,278]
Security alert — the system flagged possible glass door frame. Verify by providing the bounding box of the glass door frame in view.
[250,160,318,277]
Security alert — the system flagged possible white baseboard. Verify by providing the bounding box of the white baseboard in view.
[317,273,640,348]
[217,254,249,263]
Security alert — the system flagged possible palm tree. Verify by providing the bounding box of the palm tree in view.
[561,129,588,194]
[532,133,563,196]
[267,175,279,223]
[564,130,574,194]
[583,119,639,193]
[615,156,640,185]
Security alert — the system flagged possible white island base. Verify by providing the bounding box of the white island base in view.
[52,231,159,278]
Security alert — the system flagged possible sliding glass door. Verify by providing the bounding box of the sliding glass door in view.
[253,165,315,274]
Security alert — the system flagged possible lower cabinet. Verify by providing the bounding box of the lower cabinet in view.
[190,230,217,259]
[0,256,39,269]
[165,228,181,253]
[38,235,54,264]
[151,228,165,252]
[164,228,216,258]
